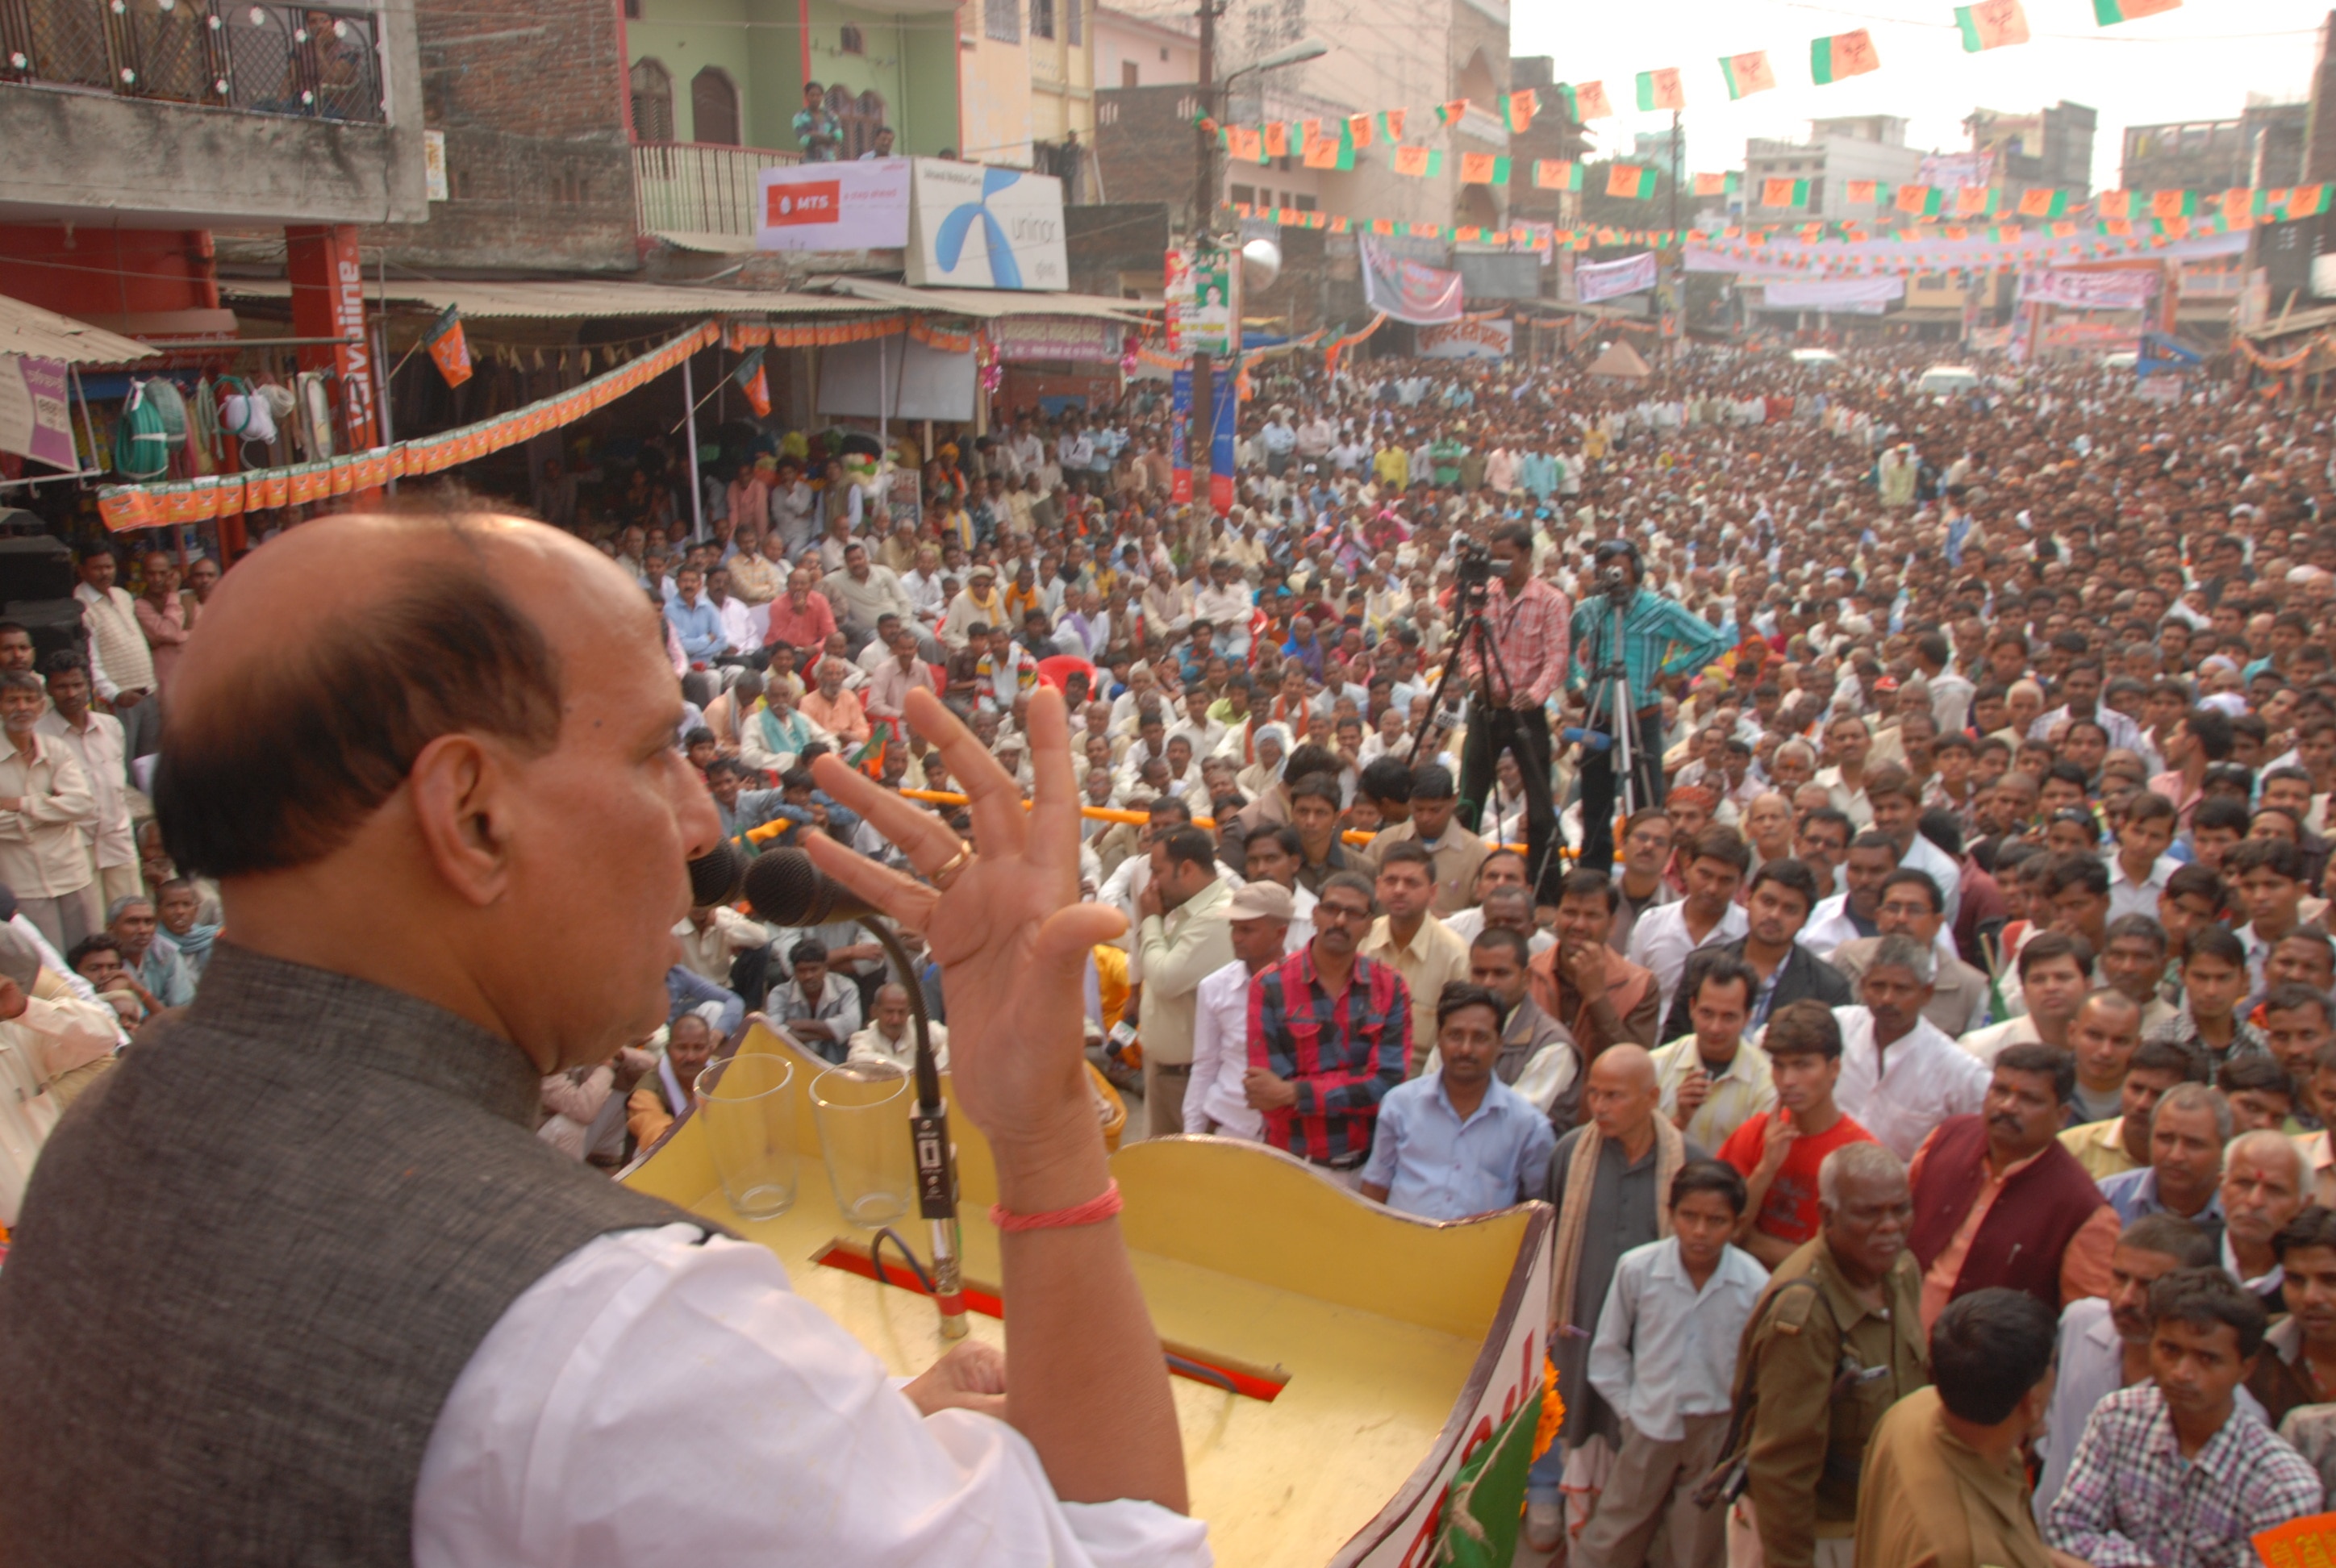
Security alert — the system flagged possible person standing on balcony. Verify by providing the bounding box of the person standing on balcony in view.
[861,127,896,160]
[794,82,841,161]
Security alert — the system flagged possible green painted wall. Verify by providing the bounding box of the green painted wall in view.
[633,0,957,156]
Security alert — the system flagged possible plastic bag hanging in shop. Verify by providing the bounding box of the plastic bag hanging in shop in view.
[112,382,171,482]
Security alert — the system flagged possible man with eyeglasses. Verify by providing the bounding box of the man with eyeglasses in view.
[1827,869,1991,1037]
[1244,870,1411,1185]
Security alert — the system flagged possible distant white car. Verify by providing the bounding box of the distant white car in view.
[1917,365,1981,395]
[1789,348,1842,365]
[2102,351,2140,369]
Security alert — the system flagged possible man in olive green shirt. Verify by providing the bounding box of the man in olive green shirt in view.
[1856,1288,2064,1568]
[1733,1140,1929,1568]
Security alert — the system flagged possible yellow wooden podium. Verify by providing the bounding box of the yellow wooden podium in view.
[624,1020,1554,1567]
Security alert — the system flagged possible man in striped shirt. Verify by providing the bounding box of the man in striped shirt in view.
[1245,870,1412,1181]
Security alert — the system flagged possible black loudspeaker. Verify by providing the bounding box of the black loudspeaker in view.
[2,599,86,668]
[0,536,74,603]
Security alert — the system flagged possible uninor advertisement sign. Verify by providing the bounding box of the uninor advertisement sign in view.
[755,159,914,251]
[906,162,1068,291]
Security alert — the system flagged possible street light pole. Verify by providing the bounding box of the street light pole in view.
[1190,0,1219,511]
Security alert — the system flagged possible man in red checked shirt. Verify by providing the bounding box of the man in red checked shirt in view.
[1244,870,1412,1185]
[1456,521,1571,903]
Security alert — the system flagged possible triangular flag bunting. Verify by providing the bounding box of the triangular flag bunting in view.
[1347,112,1374,148]
[1502,89,1538,132]
[1809,29,1879,84]
[1762,177,1810,209]
[1895,183,1943,216]
[1717,50,1775,99]
[1634,69,1686,111]
[2150,188,2195,218]
[1391,146,1443,177]
[1566,81,1612,120]
[1263,121,1289,157]
[2016,187,2068,217]
[2098,188,2132,217]
[1693,172,1731,197]
[1955,0,2030,52]
[2092,0,2178,20]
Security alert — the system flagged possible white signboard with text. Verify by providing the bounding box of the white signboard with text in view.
[907,161,1068,291]
[754,159,913,251]
[1417,318,1513,360]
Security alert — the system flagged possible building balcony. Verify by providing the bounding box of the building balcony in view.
[0,0,423,226]
[1,0,384,122]
[634,140,801,241]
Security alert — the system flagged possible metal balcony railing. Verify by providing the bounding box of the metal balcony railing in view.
[634,140,801,239]
[0,0,384,123]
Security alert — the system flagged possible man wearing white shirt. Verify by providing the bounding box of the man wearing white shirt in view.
[1184,880,1291,1137]
[2105,793,2181,923]
[1864,767,1960,924]
[0,515,1205,1568]
[1625,828,1750,1021]
[1191,561,1254,660]
[35,654,138,925]
[1832,936,1990,1161]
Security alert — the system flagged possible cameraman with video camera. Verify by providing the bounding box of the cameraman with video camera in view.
[1570,539,1729,877]
[1456,523,1571,902]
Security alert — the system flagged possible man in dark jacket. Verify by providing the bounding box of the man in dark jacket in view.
[1659,857,1849,1045]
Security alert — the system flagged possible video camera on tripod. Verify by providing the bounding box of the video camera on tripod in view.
[1452,535,1495,612]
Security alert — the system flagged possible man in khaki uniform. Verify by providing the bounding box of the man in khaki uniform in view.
[1730,1139,1929,1568]
[1854,1287,2060,1568]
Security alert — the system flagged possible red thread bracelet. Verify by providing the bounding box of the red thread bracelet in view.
[990,1179,1124,1233]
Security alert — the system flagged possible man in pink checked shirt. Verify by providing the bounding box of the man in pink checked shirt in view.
[1456,521,1571,904]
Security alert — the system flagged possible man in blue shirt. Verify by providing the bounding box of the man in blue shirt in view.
[1361,982,1556,1220]
[666,565,728,667]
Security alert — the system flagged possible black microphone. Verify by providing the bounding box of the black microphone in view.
[687,838,746,908]
[740,846,875,927]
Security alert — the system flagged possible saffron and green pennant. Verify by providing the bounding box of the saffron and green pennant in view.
[1458,152,1512,186]
[1717,50,1775,99]
[1955,0,2030,52]
[1607,163,1659,199]
[1692,171,1737,198]
[1761,177,1810,209]
[1391,145,1445,178]
[1376,108,1407,141]
[2092,0,2179,21]
[2149,188,2196,219]
[1633,69,1685,111]
[1501,88,1539,133]
[1434,99,1470,125]
[1895,182,1944,216]
[2016,187,2069,217]
[1559,81,1611,120]
[1808,29,1879,84]
[1534,160,1585,190]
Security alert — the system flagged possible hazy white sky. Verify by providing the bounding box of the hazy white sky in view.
[1506,0,2327,192]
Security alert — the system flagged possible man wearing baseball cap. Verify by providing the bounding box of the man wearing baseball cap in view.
[1184,880,1295,1139]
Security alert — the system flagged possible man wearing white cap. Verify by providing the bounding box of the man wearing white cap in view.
[1184,881,1294,1139]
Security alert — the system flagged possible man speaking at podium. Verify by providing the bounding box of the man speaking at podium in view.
[0,512,1205,1567]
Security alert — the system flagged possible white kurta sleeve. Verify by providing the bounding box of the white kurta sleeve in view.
[413,1223,1212,1568]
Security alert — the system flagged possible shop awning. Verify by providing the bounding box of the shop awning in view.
[817,277,1158,323]
[0,293,158,364]
[219,278,896,320]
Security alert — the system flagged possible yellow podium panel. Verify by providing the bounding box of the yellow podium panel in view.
[624,1021,1554,1567]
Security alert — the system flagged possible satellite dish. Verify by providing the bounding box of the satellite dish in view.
[1241,237,1283,290]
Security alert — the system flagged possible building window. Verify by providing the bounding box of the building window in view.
[1158,45,1169,60]
[628,58,674,142]
[983,0,1018,42]
[1066,0,1081,44]
[1122,60,1138,85]
[1031,0,1055,39]
[1294,194,1316,211]
[1230,183,1255,205]
[623,0,640,15]
[828,85,888,158]
[691,67,740,145]
[840,23,865,52]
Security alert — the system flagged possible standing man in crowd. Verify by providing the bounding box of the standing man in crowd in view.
[1360,982,1555,1220]
[1133,824,1234,1137]
[0,671,94,953]
[1720,1000,1878,1268]
[74,548,158,760]
[35,651,136,932]
[1184,881,1292,1140]
[1359,840,1470,1064]
[1457,523,1570,899]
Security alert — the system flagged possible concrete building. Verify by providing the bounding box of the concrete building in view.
[1094,7,1199,90]
[1093,0,1511,238]
[1744,117,1921,223]
[2120,102,2308,193]
[1966,102,2095,200]
[1,0,430,456]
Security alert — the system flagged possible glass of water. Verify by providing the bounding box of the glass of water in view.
[698,1053,798,1221]
[811,1061,915,1228]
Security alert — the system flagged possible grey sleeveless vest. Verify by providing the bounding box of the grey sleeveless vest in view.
[0,945,713,1566]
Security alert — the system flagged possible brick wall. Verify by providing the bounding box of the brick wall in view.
[365,0,639,274]
[1095,84,1208,232]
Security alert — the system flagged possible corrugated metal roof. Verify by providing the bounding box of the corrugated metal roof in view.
[0,294,158,364]
[218,278,895,319]
[821,277,1158,322]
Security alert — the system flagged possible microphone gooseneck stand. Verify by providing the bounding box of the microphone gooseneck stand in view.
[856,917,967,1340]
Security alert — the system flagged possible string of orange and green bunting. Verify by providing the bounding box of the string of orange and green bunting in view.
[1202,0,2208,173]
[1233,183,2330,270]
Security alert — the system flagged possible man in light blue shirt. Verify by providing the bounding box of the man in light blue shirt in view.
[1580,1161,1769,1568]
[1362,982,1555,1220]
[665,565,728,665]
[2096,1082,2228,1230]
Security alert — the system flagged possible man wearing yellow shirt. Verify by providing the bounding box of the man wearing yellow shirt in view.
[1358,840,1470,1061]
[1372,439,1408,493]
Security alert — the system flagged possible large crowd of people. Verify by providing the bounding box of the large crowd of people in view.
[5,331,2335,1568]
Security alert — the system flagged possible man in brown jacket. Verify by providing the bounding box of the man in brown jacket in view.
[1529,869,1658,1062]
